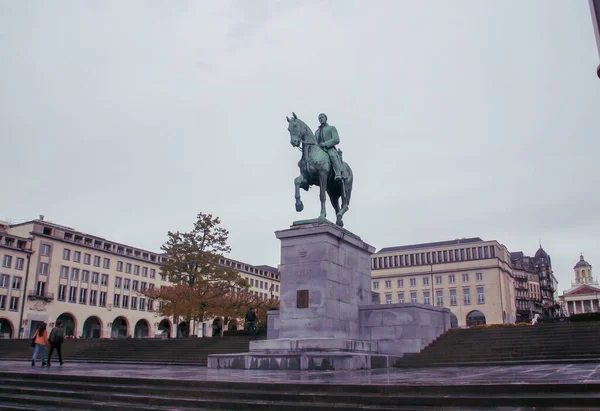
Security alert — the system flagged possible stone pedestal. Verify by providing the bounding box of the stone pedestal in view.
[275,220,373,339]
[208,220,400,370]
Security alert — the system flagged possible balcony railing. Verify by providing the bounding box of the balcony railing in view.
[27,291,55,302]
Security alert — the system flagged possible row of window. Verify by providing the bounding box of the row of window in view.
[2,255,25,270]
[517,300,535,310]
[0,274,22,290]
[54,266,156,291]
[245,277,279,292]
[114,276,154,291]
[59,229,163,261]
[383,287,486,306]
[373,273,483,290]
[252,291,278,300]
[373,246,496,270]
[56,284,154,311]
[516,289,540,300]
[44,246,158,279]
[54,265,158,287]
[221,259,279,280]
[1,235,29,250]
[0,295,19,311]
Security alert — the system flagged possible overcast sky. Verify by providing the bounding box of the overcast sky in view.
[1,1,598,293]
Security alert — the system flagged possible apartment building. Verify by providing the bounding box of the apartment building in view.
[1,217,280,339]
[5,218,170,339]
[511,251,544,321]
[371,237,516,327]
[0,224,33,338]
[511,247,558,318]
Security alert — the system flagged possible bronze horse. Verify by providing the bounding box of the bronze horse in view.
[286,113,353,227]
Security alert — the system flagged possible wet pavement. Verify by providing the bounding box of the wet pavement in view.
[1,361,600,385]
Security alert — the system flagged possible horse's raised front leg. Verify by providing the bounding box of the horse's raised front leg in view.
[337,179,351,224]
[294,175,304,212]
[330,193,343,227]
[318,172,327,220]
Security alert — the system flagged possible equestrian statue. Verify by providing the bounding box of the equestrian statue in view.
[286,112,353,227]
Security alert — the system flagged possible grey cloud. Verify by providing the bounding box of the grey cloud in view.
[1,0,598,293]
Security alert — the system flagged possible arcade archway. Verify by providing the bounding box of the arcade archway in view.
[56,313,76,337]
[134,319,150,338]
[449,313,459,329]
[82,316,102,339]
[158,319,171,338]
[466,310,486,327]
[178,321,189,338]
[111,316,129,338]
[0,318,14,338]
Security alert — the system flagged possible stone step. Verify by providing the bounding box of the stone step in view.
[427,334,600,343]
[397,358,600,368]
[420,342,600,350]
[400,353,600,362]
[1,373,600,409]
[401,323,600,367]
[0,337,258,365]
[432,330,600,344]
[2,387,599,410]
[6,391,572,411]
[0,386,447,410]
[0,404,47,411]
[6,359,208,366]
[0,392,213,411]
[414,350,600,357]
[4,372,600,395]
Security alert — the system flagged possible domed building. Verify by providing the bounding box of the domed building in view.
[561,255,600,315]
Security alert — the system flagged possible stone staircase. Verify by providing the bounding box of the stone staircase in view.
[398,322,600,367]
[0,337,261,366]
[0,371,598,410]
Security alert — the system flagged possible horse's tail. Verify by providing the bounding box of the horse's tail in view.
[342,163,353,206]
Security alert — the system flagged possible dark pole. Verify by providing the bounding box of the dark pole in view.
[590,0,600,77]
[498,271,504,323]
[430,265,434,305]
[18,253,32,338]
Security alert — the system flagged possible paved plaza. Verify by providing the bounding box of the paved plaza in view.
[1,360,600,385]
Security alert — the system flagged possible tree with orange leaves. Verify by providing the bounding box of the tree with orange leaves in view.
[141,213,248,335]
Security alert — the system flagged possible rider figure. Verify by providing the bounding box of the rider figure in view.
[315,113,343,181]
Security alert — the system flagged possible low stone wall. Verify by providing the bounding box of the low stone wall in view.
[359,303,451,356]
[266,303,450,357]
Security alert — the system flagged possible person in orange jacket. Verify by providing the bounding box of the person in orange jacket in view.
[31,322,50,367]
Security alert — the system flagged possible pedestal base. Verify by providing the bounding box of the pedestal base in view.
[208,351,399,370]
[250,337,378,353]
[208,337,397,370]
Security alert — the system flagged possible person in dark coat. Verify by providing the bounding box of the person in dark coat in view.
[47,320,65,366]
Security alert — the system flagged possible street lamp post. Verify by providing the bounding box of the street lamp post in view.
[590,0,600,77]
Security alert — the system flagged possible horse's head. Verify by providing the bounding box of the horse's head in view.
[286,112,303,147]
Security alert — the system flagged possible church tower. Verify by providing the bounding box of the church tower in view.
[573,254,595,286]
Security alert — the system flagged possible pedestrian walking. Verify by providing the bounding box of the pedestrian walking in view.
[245,308,257,336]
[47,320,65,366]
[31,322,49,367]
